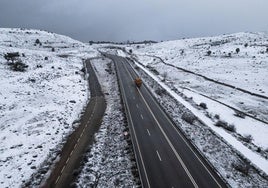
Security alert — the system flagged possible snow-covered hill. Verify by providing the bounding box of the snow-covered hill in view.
[0,28,96,187]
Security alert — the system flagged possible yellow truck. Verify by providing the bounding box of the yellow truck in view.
[134,78,142,88]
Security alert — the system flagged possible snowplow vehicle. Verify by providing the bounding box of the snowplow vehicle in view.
[134,78,142,88]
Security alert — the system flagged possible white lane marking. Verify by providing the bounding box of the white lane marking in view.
[138,85,198,188]
[55,176,60,185]
[136,104,139,108]
[127,59,222,187]
[60,165,66,174]
[156,150,162,161]
[141,114,144,119]
[116,61,151,188]
[66,157,70,164]
[133,96,135,100]
[147,129,151,136]
[122,62,198,188]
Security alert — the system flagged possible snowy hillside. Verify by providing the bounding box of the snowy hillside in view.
[132,32,268,122]
[0,28,96,187]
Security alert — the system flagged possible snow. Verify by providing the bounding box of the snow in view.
[0,28,96,187]
[133,32,268,123]
[182,89,268,148]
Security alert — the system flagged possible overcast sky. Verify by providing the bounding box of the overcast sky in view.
[0,0,268,42]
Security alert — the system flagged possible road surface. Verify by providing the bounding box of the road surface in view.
[107,54,228,188]
[43,59,106,188]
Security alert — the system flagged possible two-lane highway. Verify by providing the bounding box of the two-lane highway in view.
[108,54,227,188]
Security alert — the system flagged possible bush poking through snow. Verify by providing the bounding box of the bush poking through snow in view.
[162,72,167,81]
[232,162,250,175]
[234,110,246,119]
[8,59,28,72]
[35,39,40,44]
[242,134,253,143]
[236,48,240,53]
[215,120,236,132]
[199,102,207,109]
[226,124,236,132]
[134,65,140,70]
[4,52,20,62]
[215,120,228,127]
[214,114,220,119]
[207,50,212,56]
[155,88,166,96]
[181,112,196,124]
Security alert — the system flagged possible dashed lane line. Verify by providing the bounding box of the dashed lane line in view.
[156,150,162,161]
[147,129,151,136]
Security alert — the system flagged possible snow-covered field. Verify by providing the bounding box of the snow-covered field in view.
[0,28,96,187]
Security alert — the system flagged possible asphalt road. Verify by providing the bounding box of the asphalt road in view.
[43,59,106,188]
[107,54,228,188]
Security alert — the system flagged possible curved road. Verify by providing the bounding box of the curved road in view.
[107,54,228,188]
[43,59,106,188]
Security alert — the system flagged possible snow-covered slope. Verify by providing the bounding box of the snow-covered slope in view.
[132,32,268,121]
[0,28,96,187]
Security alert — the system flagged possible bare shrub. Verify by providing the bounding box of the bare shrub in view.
[225,124,236,132]
[214,114,220,119]
[181,112,196,124]
[8,59,28,72]
[241,134,253,143]
[232,162,250,175]
[234,110,246,119]
[215,120,236,132]
[199,102,207,109]
[155,88,166,96]
[215,120,228,127]
[35,39,40,44]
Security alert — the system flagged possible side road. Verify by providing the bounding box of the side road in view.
[43,59,106,188]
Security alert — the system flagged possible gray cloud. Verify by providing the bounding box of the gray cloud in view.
[0,0,268,42]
